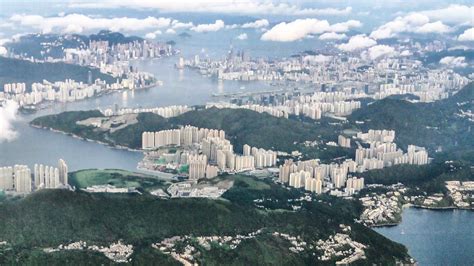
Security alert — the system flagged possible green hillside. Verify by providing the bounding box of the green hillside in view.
[31,108,341,153]
[0,57,116,90]
[0,175,410,264]
[348,83,474,155]
[169,108,338,153]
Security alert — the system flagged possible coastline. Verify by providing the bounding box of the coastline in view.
[30,124,142,153]
[370,203,473,228]
[19,80,161,114]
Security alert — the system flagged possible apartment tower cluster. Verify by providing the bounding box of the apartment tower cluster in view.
[355,130,428,170]
[279,159,364,196]
[142,126,277,179]
[0,159,68,194]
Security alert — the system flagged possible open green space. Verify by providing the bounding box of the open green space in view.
[69,169,170,192]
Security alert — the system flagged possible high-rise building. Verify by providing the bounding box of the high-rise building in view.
[0,166,14,190]
[58,159,68,185]
[14,165,31,193]
[188,155,208,180]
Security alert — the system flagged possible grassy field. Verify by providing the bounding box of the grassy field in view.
[69,169,170,192]
[205,174,271,191]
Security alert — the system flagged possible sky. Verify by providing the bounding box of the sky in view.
[1,1,472,42]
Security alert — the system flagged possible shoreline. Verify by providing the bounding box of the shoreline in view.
[30,124,142,153]
[370,203,473,228]
[19,80,161,114]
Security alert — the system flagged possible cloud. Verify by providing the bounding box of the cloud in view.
[422,4,474,25]
[145,30,162,39]
[191,20,225,33]
[261,18,360,42]
[171,20,194,29]
[0,46,6,55]
[414,21,451,34]
[365,45,397,60]
[9,13,172,34]
[241,19,269,29]
[370,12,452,39]
[329,20,362,32]
[236,33,248,40]
[145,33,155,39]
[69,1,352,16]
[337,35,377,52]
[458,28,474,41]
[302,7,352,16]
[0,100,20,143]
[63,24,83,34]
[319,32,347,40]
[439,56,468,68]
[165,29,176,34]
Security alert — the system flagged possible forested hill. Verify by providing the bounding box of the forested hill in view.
[348,83,473,155]
[0,57,115,90]
[0,175,411,264]
[30,108,341,153]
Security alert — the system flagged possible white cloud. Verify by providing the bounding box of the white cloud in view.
[0,100,19,143]
[191,20,225,33]
[69,1,352,16]
[11,34,25,42]
[337,35,377,52]
[145,30,162,39]
[329,20,362,32]
[0,39,10,45]
[242,19,269,29]
[166,29,176,34]
[145,33,155,39]
[261,19,328,42]
[261,18,360,42]
[370,12,453,39]
[439,56,468,68]
[236,33,248,40]
[0,46,7,55]
[414,21,451,34]
[366,45,397,60]
[319,32,347,40]
[9,13,172,34]
[171,20,194,29]
[225,24,240,30]
[63,24,83,34]
[422,4,474,25]
[458,28,474,42]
